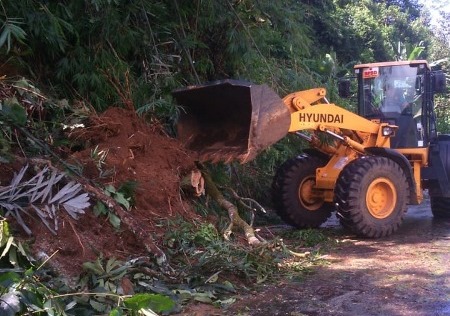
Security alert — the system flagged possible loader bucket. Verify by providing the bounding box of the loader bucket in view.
[173,79,291,163]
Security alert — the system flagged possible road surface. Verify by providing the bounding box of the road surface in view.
[230,198,450,316]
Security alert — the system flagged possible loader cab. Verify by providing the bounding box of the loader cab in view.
[354,60,437,149]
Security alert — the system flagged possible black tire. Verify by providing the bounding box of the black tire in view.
[272,155,333,228]
[335,156,409,238]
[430,196,450,219]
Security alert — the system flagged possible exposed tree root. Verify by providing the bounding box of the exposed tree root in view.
[180,168,205,197]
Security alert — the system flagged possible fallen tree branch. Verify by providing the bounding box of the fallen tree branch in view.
[225,187,267,227]
[201,170,261,245]
[226,187,266,214]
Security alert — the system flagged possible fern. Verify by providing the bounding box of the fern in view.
[0,165,90,235]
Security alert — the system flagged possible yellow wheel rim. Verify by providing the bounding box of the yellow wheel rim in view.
[366,178,397,219]
[298,176,322,211]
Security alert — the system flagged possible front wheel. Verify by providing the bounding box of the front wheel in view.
[272,155,333,228]
[335,156,409,238]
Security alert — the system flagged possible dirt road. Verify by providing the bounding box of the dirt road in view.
[229,199,450,316]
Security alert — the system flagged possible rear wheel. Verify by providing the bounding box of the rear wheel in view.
[430,196,450,219]
[272,155,333,228]
[335,156,408,238]
[428,135,450,219]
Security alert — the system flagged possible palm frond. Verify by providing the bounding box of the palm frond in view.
[0,165,90,235]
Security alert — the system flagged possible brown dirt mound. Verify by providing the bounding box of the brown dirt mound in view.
[70,107,197,221]
[11,107,200,279]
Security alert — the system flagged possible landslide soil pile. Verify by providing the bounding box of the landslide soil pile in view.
[5,107,201,278]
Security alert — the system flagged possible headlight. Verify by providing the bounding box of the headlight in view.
[382,126,396,137]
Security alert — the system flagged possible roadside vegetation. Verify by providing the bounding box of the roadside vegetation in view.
[1,0,450,315]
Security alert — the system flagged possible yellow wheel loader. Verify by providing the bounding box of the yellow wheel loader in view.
[173,60,449,238]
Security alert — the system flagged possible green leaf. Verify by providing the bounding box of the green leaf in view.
[43,300,54,316]
[221,280,236,292]
[109,268,127,281]
[0,19,26,52]
[0,271,20,288]
[20,290,44,311]
[205,271,221,283]
[65,300,77,311]
[0,219,10,248]
[192,292,214,303]
[1,98,27,126]
[214,297,236,307]
[82,260,105,275]
[15,241,33,262]
[108,213,121,229]
[105,257,119,273]
[173,289,194,301]
[123,293,175,313]
[0,28,10,50]
[93,201,107,216]
[0,236,14,259]
[109,308,123,316]
[113,192,130,210]
[24,267,34,277]
[89,299,107,312]
[408,46,425,61]
[8,246,18,266]
[104,185,116,194]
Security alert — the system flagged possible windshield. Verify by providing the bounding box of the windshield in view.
[358,64,424,118]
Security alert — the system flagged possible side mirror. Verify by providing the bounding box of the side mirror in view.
[415,76,422,93]
[338,79,351,98]
[432,70,446,94]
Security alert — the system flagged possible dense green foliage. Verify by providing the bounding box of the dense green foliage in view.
[1,0,448,110]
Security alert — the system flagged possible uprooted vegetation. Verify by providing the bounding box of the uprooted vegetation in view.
[0,78,334,315]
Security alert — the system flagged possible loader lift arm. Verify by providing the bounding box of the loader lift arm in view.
[282,88,396,154]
